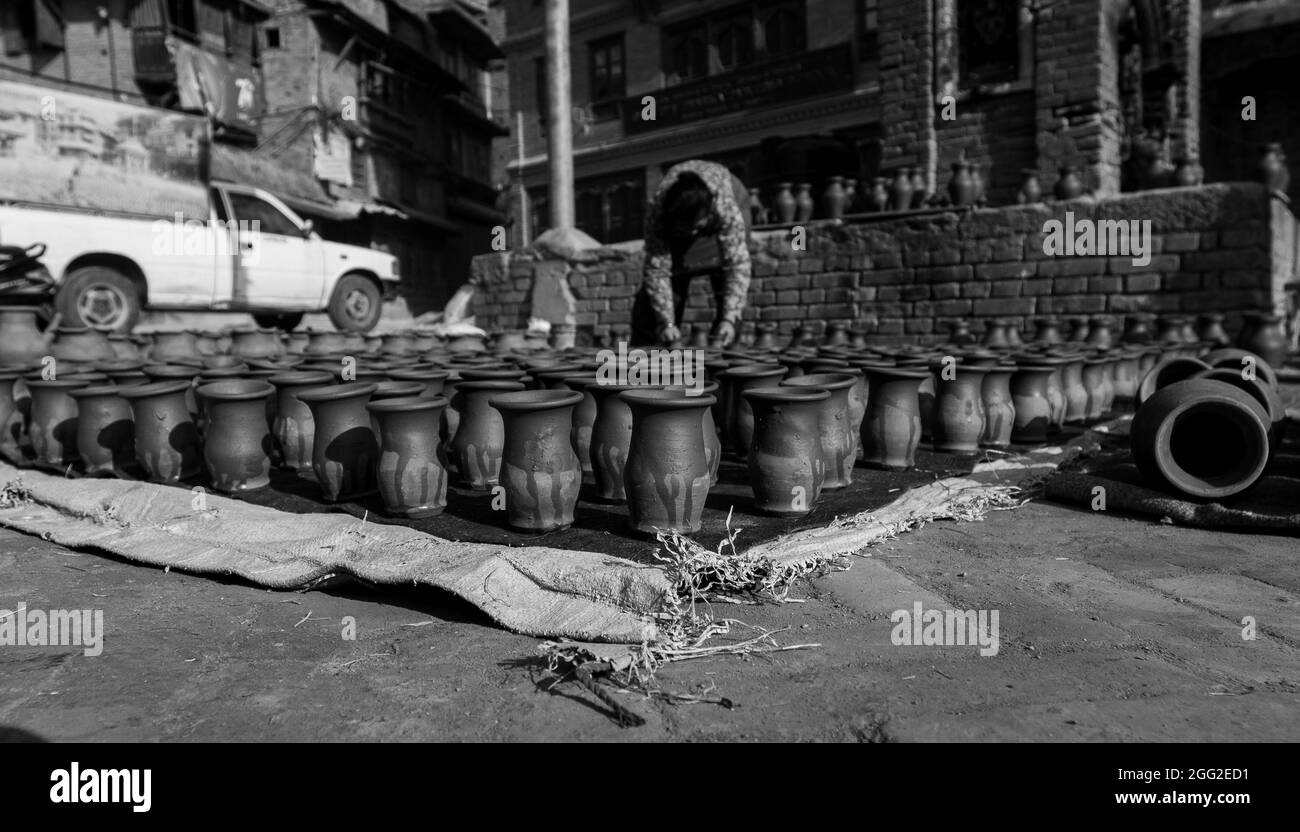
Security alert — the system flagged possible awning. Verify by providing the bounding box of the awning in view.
[1204,0,1300,37]
[448,196,506,225]
[209,143,332,205]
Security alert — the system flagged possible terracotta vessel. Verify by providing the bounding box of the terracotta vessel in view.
[983,318,1012,349]
[588,382,654,502]
[268,370,334,472]
[743,386,828,515]
[979,364,1016,449]
[1080,357,1113,420]
[1194,368,1286,457]
[489,389,584,532]
[780,372,858,488]
[1054,166,1084,200]
[754,323,779,351]
[119,380,202,482]
[794,182,814,221]
[929,363,989,455]
[1131,379,1271,500]
[1018,168,1042,204]
[381,331,418,357]
[1236,312,1288,369]
[889,169,913,212]
[1122,313,1155,344]
[821,176,847,220]
[1085,316,1115,349]
[0,370,23,455]
[50,327,112,364]
[1009,365,1056,443]
[1111,348,1143,405]
[948,161,975,207]
[1258,142,1290,193]
[197,380,274,492]
[371,380,427,401]
[620,389,716,535]
[1033,317,1063,345]
[859,366,928,470]
[304,330,349,355]
[720,363,787,458]
[0,307,49,366]
[386,367,450,397]
[909,166,928,209]
[1197,313,1231,347]
[69,385,134,475]
[26,377,90,468]
[948,320,977,347]
[365,395,450,518]
[149,331,205,366]
[448,380,523,490]
[1202,347,1279,390]
[141,364,202,420]
[772,182,796,223]
[229,327,284,360]
[296,382,381,501]
[445,333,488,355]
[1135,356,1211,408]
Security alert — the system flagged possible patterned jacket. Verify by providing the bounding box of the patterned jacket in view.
[642,160,751,342]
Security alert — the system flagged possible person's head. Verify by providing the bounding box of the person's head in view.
[660,173,713,242]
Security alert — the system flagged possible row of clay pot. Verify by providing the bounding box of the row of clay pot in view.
[1129,348,1286,500]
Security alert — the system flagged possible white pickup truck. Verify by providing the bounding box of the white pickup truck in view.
[0,180,401,332]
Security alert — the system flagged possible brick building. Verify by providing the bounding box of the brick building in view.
[501,0,1215,242]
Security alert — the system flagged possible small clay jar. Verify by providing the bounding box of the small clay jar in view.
[743,386,828,515]
[928,362,989,455]
[620,389,716,535]
[119,380,202,482]
[26,377,91,469]
[381,331,419,357]
[1122,313,1156,344]
[296,382,381,501]
[365,394,450,518]
[69,384,134,475]
[1033,317,1064,345]
[448,379,524,491]
[50,327,112,364]
[490,389,584,532]
[1085,316,1115,349]
[0,307,48,366]
[982,318,1012,349]
[1111,348,1144,406]
[197,380,275,493]
[1197,313,1231,348]
[588,382,657,503]
[1053,353,1089,422]
[979,364,1016,449]
[720,363,788,458]
[268,370,334,472]
[229,327,284,360]
[1009,365,1056,443]
[859,365,929,470]
[754,323,779,351]
[1236,312,1288,369]
[149,331,205,366]
[1080,357,1112,420]
[780,372,859,487]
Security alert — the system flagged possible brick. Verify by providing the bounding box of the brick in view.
[918,265,974,283]
[934,299,973,316]
[974,298,1035,315]
[1219,228,1269,247]
[1124,274,1161,293]
[1160,232,1200,252]
[1162,273,1201,291]
[904,318,935,334]
[1108,254,1178,274]
[975,262,1036,280]
[1050,276,1088,294]
[767,276,810,291]
[1051,295,1107,313]
[861,269,909,286]
[811,272,855,289]
[901,285,930,301]
[990,280,1023,297]
[800,289,826,303]
[1087,276,1121,293]
[776,290,800,304]
[961,281,992,298]
[1221,270,1265,289]
[1022,278,1054,295]
[931,282,960,299]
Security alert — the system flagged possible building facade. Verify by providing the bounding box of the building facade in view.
[501,0,1208,245]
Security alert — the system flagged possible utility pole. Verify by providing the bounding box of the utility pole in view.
[543,0,574,230]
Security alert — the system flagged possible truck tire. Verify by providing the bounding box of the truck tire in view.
[57,266,141,332]
[327,274,382,332]
[253,313,305,332]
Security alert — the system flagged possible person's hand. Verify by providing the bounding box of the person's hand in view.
[658,323,682,347]
[710,320,736,348]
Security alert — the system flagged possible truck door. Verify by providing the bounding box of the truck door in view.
[222,188,326,308]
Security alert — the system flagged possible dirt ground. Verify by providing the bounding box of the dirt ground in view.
[2,490,1296,742]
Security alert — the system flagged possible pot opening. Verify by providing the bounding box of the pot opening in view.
[1167,406,1265,489]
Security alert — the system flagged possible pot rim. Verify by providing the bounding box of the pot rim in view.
[69,384,129,398]
[456,368,527,381]
[142,364,202,378]
[366,394,450,413]
[1140,379,1270,498]
[781,372,860,391]
[197,379,275,400]
[25,377,92,390]
[489,389,584,412]
[856,364,929,379]
[722,363,786,378]
[118,379,196,399]
[372,381,428,398]
[455,380,527,394]
[741,385,830,404]
[296,382,380,403]
[387,368,451,381]
[620,389,717,408]
[267,370,336,387]
[94,360,148,372]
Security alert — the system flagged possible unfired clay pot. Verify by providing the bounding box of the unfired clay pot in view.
[780,372,858,488]
[69,385,134,475]
[197,380,275,492]
[26,377,90,468]
[979,365,1016,449]
[449,380,524,490]
[119,380,202,482]
[588,382,658,503]
[743,386,828,516]
[365,394,450,518]
[267,371,333,472]
[929,363,989,455]
[1009,365,1055,443]
[1135,356,1211,408]
[859,365,929,470]
[621,388,716,535]
[296,382,381,501]
[490,389,584,532]
[720,363,787,458]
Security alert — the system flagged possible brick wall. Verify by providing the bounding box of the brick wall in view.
[471,182,1291,343]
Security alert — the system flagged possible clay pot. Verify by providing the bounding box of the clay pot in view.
[1135,356,1211,408]
[26,378,90,468]
[268,371,334,472]
[448,379,524,491]
[1197,313,1231,347]
[754,323,779,351]
[230,328,284,360]
[979,365,1016,449]
[1258,142,1290,193]
[859,365,928,470]
[780,372,858,488]
[948,161,974,207]
[371,381,427,401]
[119,380,202,482]
[489,390,584,532]
[1194,368,1286,456]
[1009,365,1055,443]
[457,366,528,383]
[1202,347,1279,390]
[773,182,797,223]
[197,380,274,493]
[1236,312,1288,369]
[381,331,419,357]
[889,169,913,212]
[743,386,828,515]
[720,363,787,458]
[296,382,381,501]
[1080,357,1113,420]
[1155,316,1185,345]
[202,356,247,371]
[588,383,654,502]
[1122,313,1155,344]
[823,322,849,348]
[983,318,1012,349]
[794,182,814,221]
[541,374,598,484]
[1085,316,1114,349]
[621,389,716,535]
[1033,318,1063,345]
[385,367,450,397]
[1111,349,1144,406]
[929,363,989,455]
[149,331,205,366]
[0,307,49,366]
[304,330,349,355]
[869,177,890,213]
[108,333,143,360]
[108,371,149,388]
[821,176,847,220]
[909,167,928,209]
[365,395,450,518]
[0,371,23,455]
[948,320,976,347]
[1054,166,1084,200]
[142,363,202,421]
[446,333,489,355]
[1131,379,1271,500]
[1018,168,1042,204]
[69,385,134,475]
[50,327,112,365]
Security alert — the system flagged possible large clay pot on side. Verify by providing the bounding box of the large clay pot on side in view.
[268,371,334,472]
[1194,368,1287,457]
[490,389,584,532]
[859,366,928,470]
[979,365,1016,449]
[1201,347,1279,390]
[1131,379,1271,500]
[197,380,275,493]
[365,394,450,518]
[0,307,49,366]
[448,380,524,491]
[296,382,381,501]
[1009,365,1055,443]
[119,380,202,483]
[720,363,787,459]
[25,377,90,468]
[621,389,716,535]
[781,372,858,487]
[743,386,827,515]
[69,385,134,475]
[1135,356,1211,408]
[928,363,989,455]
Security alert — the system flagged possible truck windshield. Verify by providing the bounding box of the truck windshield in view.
[226,192,302,237]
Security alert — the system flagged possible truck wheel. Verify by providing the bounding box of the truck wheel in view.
[57,266,141,332]
[327,274,382,332]
[253,313,305,332]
